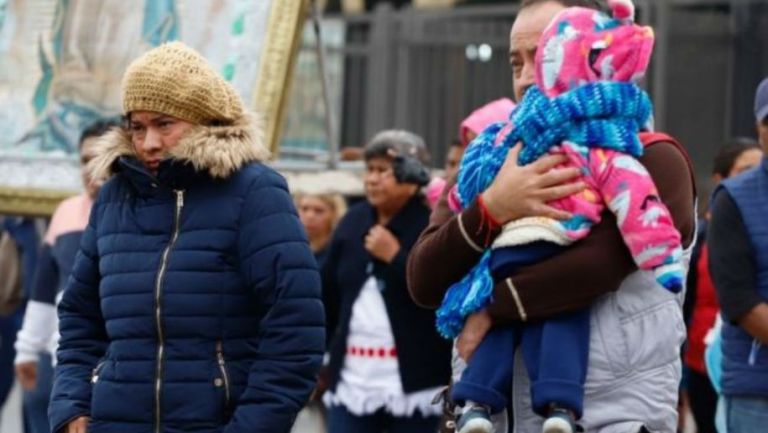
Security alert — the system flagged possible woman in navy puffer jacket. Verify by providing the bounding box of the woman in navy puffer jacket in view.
[48,42,325,433]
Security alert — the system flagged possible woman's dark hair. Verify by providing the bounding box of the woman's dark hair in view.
[80,118,121,148]
[712,137,762,177]
[521,0,606,11]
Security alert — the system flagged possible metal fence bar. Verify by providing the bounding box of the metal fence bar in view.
[290,0,768,179]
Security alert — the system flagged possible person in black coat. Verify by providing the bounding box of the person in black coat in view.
[319,130,452,433]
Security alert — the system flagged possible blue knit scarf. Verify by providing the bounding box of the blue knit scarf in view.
[436,82,653,339]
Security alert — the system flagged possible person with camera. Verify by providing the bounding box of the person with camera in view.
[319,130,452,432]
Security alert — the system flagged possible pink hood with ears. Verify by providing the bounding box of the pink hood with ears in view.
[535,0,654,98]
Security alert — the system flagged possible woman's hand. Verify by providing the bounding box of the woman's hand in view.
[457,310,493,362]
[65,416,89,433]
[309,365,331,402]
[15,361,38,390]
[481,143,585,224]
[365,226,401,263]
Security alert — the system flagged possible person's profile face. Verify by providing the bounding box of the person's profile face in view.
[298,196,334,239]
[758,117,768,152]
[444,145,465,180]
[509,1,565,102]
[729,148,764,178]
[364,156,416,209]
[364,157,396,207]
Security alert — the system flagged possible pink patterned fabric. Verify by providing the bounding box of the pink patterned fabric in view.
[526,3,681,277]
[455,1,683,286]
[553,144,681,272]
[536,1,654,98]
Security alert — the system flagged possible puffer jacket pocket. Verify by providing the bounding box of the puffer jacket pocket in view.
[590,270,687,383]
[620,298,685,373]
[90,359,154,424]
[588,294,630,382]
[89,359,109,419]
[91,360,107,385]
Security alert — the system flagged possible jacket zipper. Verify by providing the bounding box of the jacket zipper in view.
[216,340,231,410]
[749,339,762,366]
[154,190,184,433]
[91,360,106,384]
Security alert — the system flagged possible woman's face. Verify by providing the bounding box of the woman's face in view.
[298,196,334,239]
[364,157,417,209]
[728,148,764,178]
[129,111,194,175]
[80,137,100,198]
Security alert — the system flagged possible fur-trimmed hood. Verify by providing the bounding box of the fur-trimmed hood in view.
[88,114,270,183]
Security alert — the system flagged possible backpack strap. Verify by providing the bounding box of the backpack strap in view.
[639,131,697,197]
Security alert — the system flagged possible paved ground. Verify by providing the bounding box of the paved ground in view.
[1,385,695,433]
[0,382,23,433]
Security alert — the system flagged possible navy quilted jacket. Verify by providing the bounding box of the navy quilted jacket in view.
[49,120,325,433]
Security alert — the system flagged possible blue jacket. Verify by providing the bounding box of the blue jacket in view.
[717,159,768,397]
[49,121,325,433]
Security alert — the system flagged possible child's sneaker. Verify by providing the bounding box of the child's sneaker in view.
[542,407,577,433]
[456,405,493,433]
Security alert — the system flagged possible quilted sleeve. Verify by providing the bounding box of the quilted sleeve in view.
[49,203,108,433]
[225,169,325,433]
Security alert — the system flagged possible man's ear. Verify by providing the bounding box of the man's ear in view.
[757,120,768,148]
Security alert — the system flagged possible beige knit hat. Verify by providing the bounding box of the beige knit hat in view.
[122,41,245,125]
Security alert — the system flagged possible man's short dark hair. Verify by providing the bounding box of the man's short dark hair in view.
[712,138,763,178]
[79,118,121,149]
[520,0,606,11]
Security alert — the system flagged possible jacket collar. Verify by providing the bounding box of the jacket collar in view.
[369,193,427,235]
[87,114,269,193]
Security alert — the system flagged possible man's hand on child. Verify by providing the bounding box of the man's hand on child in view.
[481,143,585,224]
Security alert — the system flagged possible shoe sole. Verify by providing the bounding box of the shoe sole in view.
[542,417,574,433]
[458,417,494,433]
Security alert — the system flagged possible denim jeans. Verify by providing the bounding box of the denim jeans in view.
[725,395,768,433]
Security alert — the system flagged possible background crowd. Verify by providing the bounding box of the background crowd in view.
[2,1,768,433]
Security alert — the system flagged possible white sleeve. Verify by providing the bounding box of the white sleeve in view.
[14,300,58,364]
